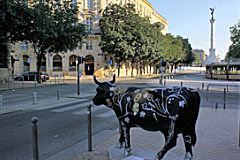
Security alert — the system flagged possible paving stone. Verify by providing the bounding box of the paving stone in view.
[73,107,240,160]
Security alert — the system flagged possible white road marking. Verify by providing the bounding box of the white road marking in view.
[52,101,93,113]
[96,110,115,118]
[35,99,88,110]
[72,104,105,115]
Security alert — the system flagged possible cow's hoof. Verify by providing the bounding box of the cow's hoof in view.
[116,142,124,148]
[154,152,163,160]
[184,152,192,160]
[124,148,131,157]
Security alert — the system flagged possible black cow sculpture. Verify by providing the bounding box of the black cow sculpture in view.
[93,75,200,160]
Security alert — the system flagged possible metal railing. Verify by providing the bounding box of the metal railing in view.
[0,75,65,90]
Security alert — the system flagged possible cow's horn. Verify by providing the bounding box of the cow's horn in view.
[93,75,101,85]
[110,74,116,84]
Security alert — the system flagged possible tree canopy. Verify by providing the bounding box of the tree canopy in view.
[1,0,88,81]
[99,3,194,75]
[225,21,240,61]
[0,0,31,44]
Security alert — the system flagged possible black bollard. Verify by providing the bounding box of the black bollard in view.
[31,117,39,160]
[159,75,163,85]
[223,88,226,109]
[202,83,204,90]
[34,75,37,88]
[181,82,183,87]
[206,85,209,92]
[32,92,37,105]
[87,105,92,151]
[0,95,3,110]
[57,89,60,100]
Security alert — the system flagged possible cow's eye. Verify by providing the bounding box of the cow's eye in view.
[97,88,104,93]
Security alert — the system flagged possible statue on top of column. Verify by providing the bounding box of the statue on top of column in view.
[209,8,215,19]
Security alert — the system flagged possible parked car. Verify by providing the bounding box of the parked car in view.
[13,71,49,82]
[42,73,49,80]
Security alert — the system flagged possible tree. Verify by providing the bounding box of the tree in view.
[0,0,31,68]
[180,37,195,65]
[99,3,165,76]
[163,34,183,71]
[192,52,201,65]
[225,21,240,61]
[0,0,31,44]
[99,4,137,76]
[99,3,195,75]
[23,0,88,82]
[0,0,88,81]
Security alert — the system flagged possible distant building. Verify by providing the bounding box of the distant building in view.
[192,49,207,65]
[3,0,168,81]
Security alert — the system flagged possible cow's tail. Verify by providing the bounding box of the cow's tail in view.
[184,91,200,146]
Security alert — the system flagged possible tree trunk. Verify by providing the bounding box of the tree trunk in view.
[118,60,121,77]
[131,62,134,77]
[37,53,43,83]
[149,64,152,74]
[140,62,142,75]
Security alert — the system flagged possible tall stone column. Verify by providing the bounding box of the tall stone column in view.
[206,8,218,63]
[209,15,216,58]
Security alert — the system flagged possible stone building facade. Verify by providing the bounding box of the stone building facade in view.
[8,0,168,78]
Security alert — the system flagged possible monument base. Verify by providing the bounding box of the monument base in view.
[205,57,219,64]
[109,145,181,160]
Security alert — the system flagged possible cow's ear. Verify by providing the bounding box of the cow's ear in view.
[93,75,101,85]
[110,74,115,84]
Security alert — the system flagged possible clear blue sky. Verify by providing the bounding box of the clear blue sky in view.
[148,0,240,59]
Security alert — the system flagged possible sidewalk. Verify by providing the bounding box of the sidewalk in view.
[0,93,93,115]
[72,106,240,160]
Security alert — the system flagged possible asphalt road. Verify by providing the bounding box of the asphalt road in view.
[0,100,118,160]
[0,82,96,106]
[0,74,239,160]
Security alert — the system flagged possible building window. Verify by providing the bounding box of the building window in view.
[40,56,46,72]
[23,55,30,72]
[86,40,93,50]
[88,0,93,9]
[69,55,77,71]
[86,17,93,32]
[53,55,62,71]
[22,41,28,50]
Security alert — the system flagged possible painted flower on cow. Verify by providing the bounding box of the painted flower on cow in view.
[133,103,139,115]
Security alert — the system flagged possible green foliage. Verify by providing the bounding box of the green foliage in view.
[225,21,240,61]
[26,0,88,55]
[192,52,201,65]
[0,0,88,81]
[99,3,194,72]
[0,0,31,44]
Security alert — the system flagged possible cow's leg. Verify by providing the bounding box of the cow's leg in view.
[183,135,193,160]
[182,130,197,160]
[155,120,177,160]
[117,124,125,148]
[120,120,131,156]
